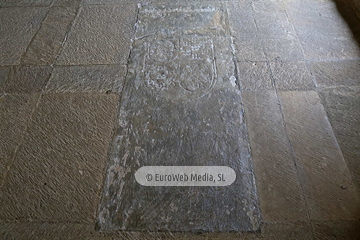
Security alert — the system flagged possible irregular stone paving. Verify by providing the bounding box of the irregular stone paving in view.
[0,0,360,239]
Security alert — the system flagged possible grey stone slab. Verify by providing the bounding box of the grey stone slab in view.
[269,61,315,90]
[242,91,308,222]
[313,220,360,240]
[57,5,136,65]
[46,65,127,93]
[236,62,273,90]
[22,7,77,65]
[2,66,52,94]
[83,0,167,5]
[0,8,48,65]
[310,60,360,87]
[0,68,9,89]
[233,38,266,61]
[319,86,360,190]
[279,91,360,221]
[98,3,260,232]
[53,0,82,7]
[0,94,39,185]
[0,0,53,6]
[261,222,313,240]
[263,35,304,61]
[0,94,118,223]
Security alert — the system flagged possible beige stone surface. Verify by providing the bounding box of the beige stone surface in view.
[236,62,273,90]
[57,5,137,65]
[0,8,48,65]
[22,7,78,65]
[242,91,308,222]
[313,221,360,240]
[0,94,40,185]
[279,91,360,221]
[0,94,118,223]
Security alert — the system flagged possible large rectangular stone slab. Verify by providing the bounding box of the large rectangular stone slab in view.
[0,94,118,223]
[242,91,308,222]
[0,8,48,65]
[22,7,77,65]
[278,91,360,221]
[0,0,53,6]
[319,86,360,190]
[57,5,137,65]
[98,3,261,232]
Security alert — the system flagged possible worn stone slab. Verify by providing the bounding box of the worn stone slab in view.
[319,86,360,190]
[0,94,39,185]
[98,3,260,232]
[269,61,315,90]
[263,35,304,61]
[313,220,360,240]
[242,91,308,222]
[278,91,360,221]
[0,68,9,89]
[236,62,273,90]
[46,65,127,93]
[0,94,118,223]
[22,7,77,65]
[53,0,82,7]
[261,222,313,240]
[310,60,360,87]
[2,66,52,94]
[83,0,167,5]
[57,5,136,65]
[0,8,47,65]
[0,0,53,6]
[233,39,266,62]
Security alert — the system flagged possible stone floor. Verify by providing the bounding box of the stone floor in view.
[1,0,360,239]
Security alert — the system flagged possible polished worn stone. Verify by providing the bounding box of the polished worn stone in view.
[0,94,118,223]
[261,222,313,240]
[0,68,9,89]
[53,0,82,7]
[269,61,315,90]
[242,91,307,222]
[236,62,273,90]
[46,65,126,93]
[319,86,360,190]
[279,91,360,221]
[0,0,53,6]
[22,7,77,65]
[57,5,136,65]
[313,220,360,240]
[311,60,360,87]
[98,3,260,232]
[0,8,47,65]
[2,66,52,94]
[263,35,304,61]
[0,94,39,185]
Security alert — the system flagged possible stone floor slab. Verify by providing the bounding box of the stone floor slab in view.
[0,8,48,65]
[0,94,118,223]
[22,7,77,65]
[46,65,127,93]
[0,94,39,185]
[263,35,304,61]
[0,0,53,6]
[236,62,273,90]
[98,3,260,232]
[57,4,136,65]
[0,67,9,89]
[313,220,360,240]
[310,60,360,87]
[278,91,360,221]
[2,66,52,94]
[269,61,315,90]
[319,86,360,190]
[242,91,308,222]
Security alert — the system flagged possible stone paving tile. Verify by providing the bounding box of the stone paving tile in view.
[233,39,266,62]
[0,8,48,66]
[98,3,260,232]
[0,94,39,185]
[53,0,82,7]
[57,4,136,65]
[0,67,9,89]
[46,65,127,93]
[83,0,167,5]
[262,35,305,61]
[242,91,308,222]
[313,220,360,240]
[0,94,118,223]
[22,7,77,65]
[278,91,360,221]
[0,0,54,6]
[261,222,313,240]
[269,61,315,91]
[236,62,273,90]
[2,66,52,94]
[319,86,360,190]
[310,60,360,87]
